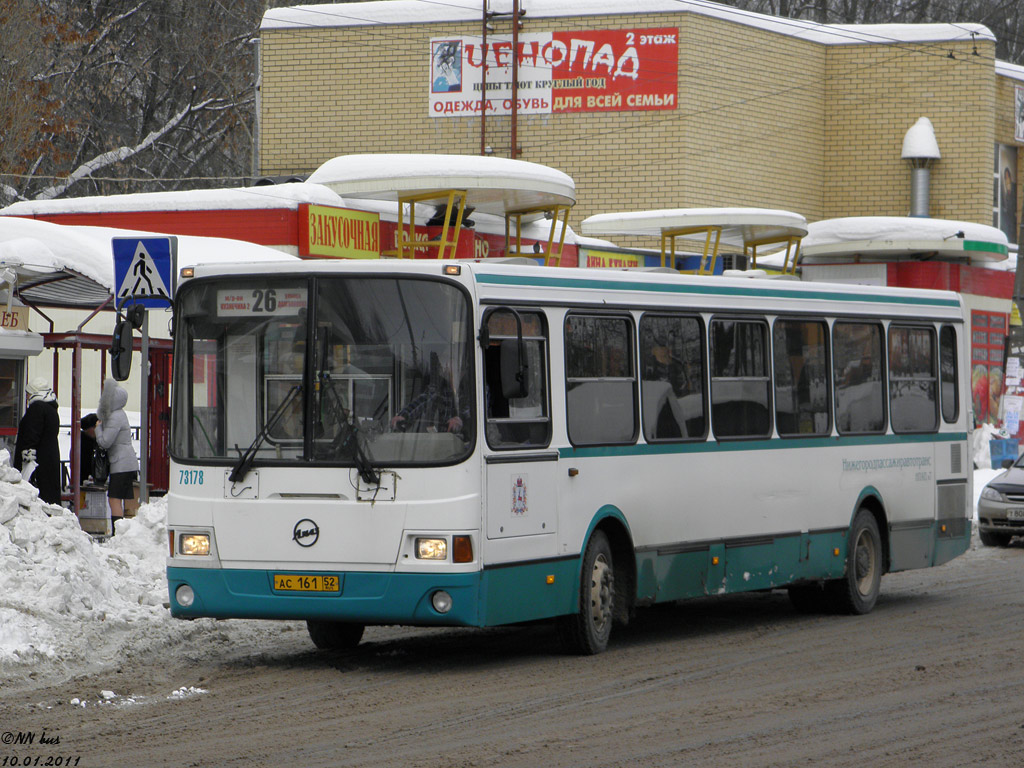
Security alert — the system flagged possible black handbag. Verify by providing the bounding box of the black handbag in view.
[93,447,110,483]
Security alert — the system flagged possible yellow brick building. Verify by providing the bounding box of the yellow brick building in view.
[258,1,1024,246]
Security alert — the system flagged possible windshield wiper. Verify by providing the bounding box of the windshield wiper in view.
[229,384,301,484]
[335,417,380,485]
[320,374,380,485]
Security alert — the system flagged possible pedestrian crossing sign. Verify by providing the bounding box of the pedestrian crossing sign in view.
[112,237,177,308]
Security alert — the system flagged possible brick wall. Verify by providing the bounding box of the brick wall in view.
[260,7,1011,241]
[824,39,995,222]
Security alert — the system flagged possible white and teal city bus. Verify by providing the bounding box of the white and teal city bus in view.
[166,259,971,654]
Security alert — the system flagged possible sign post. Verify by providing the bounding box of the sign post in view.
[112,237,177,506]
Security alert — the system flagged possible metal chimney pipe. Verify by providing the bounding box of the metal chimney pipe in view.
[909,163,931,218]
[902,117,941,219]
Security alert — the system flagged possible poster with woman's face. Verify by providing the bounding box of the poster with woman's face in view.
[1016,85,1024,142]
[998,144,1018,244]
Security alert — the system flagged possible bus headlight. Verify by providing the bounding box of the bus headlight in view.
[416,538,448,560]
[179,534,211,556]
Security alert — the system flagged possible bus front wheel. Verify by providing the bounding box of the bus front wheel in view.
[558,530,615,655]
[827,509,882,615]
[306,620,365,650]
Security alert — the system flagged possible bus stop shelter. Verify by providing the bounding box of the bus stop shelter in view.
[0,216,297,513]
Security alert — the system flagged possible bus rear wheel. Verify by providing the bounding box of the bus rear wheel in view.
[826,508,882,615]
[558,530,615,655]
[306,620,365,650]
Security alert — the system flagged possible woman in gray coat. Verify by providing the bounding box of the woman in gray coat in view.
[96,378,139,533]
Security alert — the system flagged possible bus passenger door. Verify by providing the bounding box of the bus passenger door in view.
[480,307,558,558]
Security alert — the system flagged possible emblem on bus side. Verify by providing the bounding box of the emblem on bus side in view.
[511,474,528,516]
[292,519,320,547]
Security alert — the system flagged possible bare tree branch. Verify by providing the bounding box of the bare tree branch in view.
[34,98,215,200]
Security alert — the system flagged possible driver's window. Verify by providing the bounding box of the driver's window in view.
[483,309,551,449]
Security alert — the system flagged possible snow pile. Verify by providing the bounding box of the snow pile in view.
[0,448,171,669]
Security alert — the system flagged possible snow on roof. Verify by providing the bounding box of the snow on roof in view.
[0,218,298,307]
[996,60,1024,84]
[799,216,1009,263]
[0,183,346,216]
[581,207,807,247]
[308,154,576,219]
[261,0,994,47]
[575,234,622,249]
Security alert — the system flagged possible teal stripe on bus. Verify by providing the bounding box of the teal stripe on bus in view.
[475,273,962,307]
[559,432,968,459]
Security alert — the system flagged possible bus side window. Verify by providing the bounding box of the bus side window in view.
[773,319,831,437]
[483,309,551,449]
[833,322,886,434]
[709,318,771,439]
[889,325,938,433]
[639,314,706,442]
[565,314,637,446]
[939,325,959,423]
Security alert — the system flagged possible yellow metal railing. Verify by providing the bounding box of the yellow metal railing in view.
[660,225,723,275]
[386,189,468,260]
[657,227,802,276]
[746,235,802,275]
[506,204,572,266]
[386,189,574,265]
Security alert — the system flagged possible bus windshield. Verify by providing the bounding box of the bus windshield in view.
[171,275,474,468]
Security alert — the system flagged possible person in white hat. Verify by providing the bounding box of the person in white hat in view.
[13,376,62,505]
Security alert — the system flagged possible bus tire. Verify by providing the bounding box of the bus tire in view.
[826,508,882,615]
[306,620,365,650]
[558,530,615,655]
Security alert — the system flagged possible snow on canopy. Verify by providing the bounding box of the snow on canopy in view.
[0,218,298,307]
[0,183,347,216]
[751,216,1015,273]
[581,207,807,248]
[262,0,993,48]
[308,154,576,220]
[801,216,1009,262]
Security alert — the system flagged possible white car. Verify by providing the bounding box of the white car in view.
[978,460,1024,547]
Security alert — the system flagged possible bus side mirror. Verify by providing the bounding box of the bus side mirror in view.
[110,318,133,381]
[500,338,528,399]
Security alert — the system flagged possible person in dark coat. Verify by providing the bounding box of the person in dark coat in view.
[13,377,62,505]
[80,413,98,482]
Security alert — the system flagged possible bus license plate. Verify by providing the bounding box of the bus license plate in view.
[1006,509,1024,521]
[273,574,340,592]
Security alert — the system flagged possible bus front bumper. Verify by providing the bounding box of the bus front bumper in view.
[167,566,484,626]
